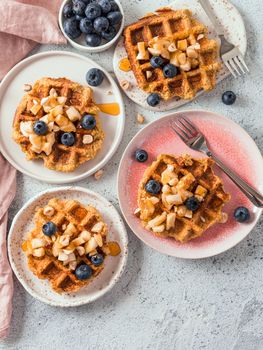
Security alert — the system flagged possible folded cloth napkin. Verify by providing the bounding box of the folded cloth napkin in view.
[0,0,67,80]
[0,155,16,340]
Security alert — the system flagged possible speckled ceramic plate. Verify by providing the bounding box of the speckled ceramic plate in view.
[8,186,128,307]
[117,110,263,259]
[0,51,125,184]
[113,0,247,111]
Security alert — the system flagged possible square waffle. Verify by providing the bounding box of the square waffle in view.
[22,198,121,293]
[124,8,221,100]
[12,77,105,172]
[137,154,230,243]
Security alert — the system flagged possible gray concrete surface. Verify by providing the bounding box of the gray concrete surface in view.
[1,0,263,349]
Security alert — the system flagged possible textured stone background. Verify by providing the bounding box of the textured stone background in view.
[1,0,263,349]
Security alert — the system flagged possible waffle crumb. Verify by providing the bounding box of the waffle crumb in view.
[94,169,104,180]
[137,113,145,124]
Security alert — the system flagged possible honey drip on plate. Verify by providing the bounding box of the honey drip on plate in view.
[97,103,120,116]
[107,241,121,256]
[118,57,131,72]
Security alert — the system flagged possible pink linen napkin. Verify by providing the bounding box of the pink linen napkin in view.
[0,155,16,340]
[0,0,67,80]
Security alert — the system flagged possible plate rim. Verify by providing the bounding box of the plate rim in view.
[117,109,263,259]
[8,186,129,307]
[0,50,125,184]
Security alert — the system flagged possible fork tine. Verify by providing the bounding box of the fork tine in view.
[177,118,194,136]
[238,55,249,72]
[173,120,190,138]
[224,60,237,78]
[180,116,198,134]
[170,121,188,143]
[229,58,241,76]
[233,56,245,74]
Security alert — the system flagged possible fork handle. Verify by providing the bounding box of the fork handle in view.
[199,0,225,36]
[207,152,263,208]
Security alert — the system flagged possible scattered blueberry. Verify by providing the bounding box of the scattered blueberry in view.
[79,17,94,34]
[81,114,96,129]
[110,0,119,11]
[42,222,57,236]
[222,91,236,105]
[61,132,75,146]
[93,16,109,33]
[33,121,48,135]
[63,17,81,39]
[234,207,250,222]
[85,3,102,20]
[86,68,104,86]
[145,180,161,195]
[101,25,116,41]
[135,149,148,163]
[98,0,112,13]
[73,0,86,16]
[75,264,93,280]
[147,93,160,107]
[163,64,177,78]
[185,197,200,211]
[107,11,122,25]
[86,33,102,46]
[63,3,74,18]
[150,56,164,68]
[90,254,104,266]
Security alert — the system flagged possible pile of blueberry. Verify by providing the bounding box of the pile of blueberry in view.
[63,0,123,47]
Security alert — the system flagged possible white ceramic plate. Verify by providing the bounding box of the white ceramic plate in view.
[118,110,263,259]
[113,0,247,111]
[0,51,125,183]
[8,186,128,307]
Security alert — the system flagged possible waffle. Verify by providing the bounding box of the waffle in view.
[124,8,220,100]
[22,198,114,293]
[12,77,105,172]
[137,154,230,243]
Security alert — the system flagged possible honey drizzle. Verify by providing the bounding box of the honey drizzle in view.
[97,103,120,116]
[118,57,131,72]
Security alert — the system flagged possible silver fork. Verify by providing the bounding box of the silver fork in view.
[171,117,263,207]
[199,0,249,78]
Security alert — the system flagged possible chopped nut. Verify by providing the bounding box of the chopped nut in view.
[168,42,177,52]
[166,213,176,230]
[43,206,55,217]
[92,222,104,233]
[162,184,171,193]
[79,230,91,242]
[58,251,69,262]
[146,71,153,80]
[49,88,58,97]
[69,261,77,270]
[186,47,198,59]
[85,237,98,254]
[195,185,207,198]
[40,97,49,106]
[32,247,45,257]
[30,104,42,115]
[191,59,199,69]
[219,212,228,224]
[94,169,104,180]
[71,237,85,247]
[59,235,70,247]
[50,105,64,117]
[120,80,131,90]
[136,42,150,60]
[20,121,34,137]
[23,84,32,92]
[76,246,85,256]
[136,113,145,124]
[178,52,187,65]
[177,205,187,217]
[148,213,167,228]
[57,96,67,104]
[94,233,103,247]
[200,216,206,223]
[152,225,165,233]
[197,34,204,41]
[184,209,193,219]
[177,39,188,51]
[83,134,94,144]
[166,194,183,206]
[31,238,45,249]
[64,223,77,236]
[66,106,81,121]
[134,208,141,217]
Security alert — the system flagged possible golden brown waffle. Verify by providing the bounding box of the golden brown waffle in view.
[23,198,110,293]
[124,8,220,100]
[13,77,105,172]
[137,154,230,242]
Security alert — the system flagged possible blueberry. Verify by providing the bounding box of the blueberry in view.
[33,121,48,135]
[81,114,96,129]
[73,0,86,16]
[63,3,74,18]
[110,1,119,11]
[147,93,160,107]
[75,264,93,280]
[63,17,81,39]
[101,25,116,41]
[145,180,161,194]
[222,91,236,105]
[107,11,122,25]
[135,149,148,163]
[98,0,112,14]
[61,132,75,146]
[85,3,102,20]
[234,207,250,222]
[93,16,109,33]
[42,222,57,236]
[150,56,164,68]
[185,197,200,211]
[163,64,177,78]
[86,68,104,86]
[86,33,102,47]
[79,17,94,33]
[90,254,104,266]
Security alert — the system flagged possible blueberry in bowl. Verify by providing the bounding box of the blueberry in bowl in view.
[59,0,124,52]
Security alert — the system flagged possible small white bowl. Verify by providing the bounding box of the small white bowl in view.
[59,0,124,53]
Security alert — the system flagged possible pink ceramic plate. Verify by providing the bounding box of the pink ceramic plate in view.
[118,110,263,259]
